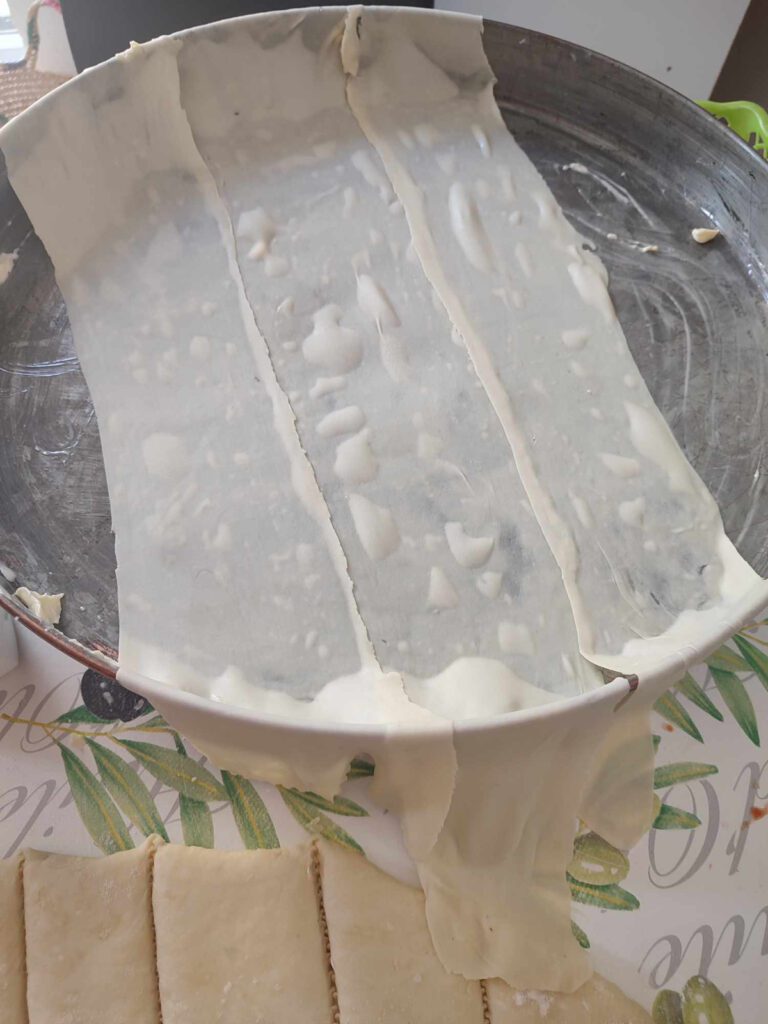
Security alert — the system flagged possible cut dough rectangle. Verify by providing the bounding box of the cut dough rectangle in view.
[152,843,332,1024]
[23,836,160,1024]
[318,839,485,1024]
[486,974,652,1022]
[0,855,26,1024]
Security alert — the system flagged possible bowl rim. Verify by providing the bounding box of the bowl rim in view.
[120,662,630,740]
[116,574,768,738]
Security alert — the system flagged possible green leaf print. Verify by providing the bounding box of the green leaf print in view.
[675,674,723,722]
[284,789,368,817]
[85,738,169,842]
[732,634,768,693]
[653,762,718,789]
[566,874,639,911]
[133,713,170,732]
[173,735,214,848]
[114,739,228,802]
[55,705,107,725]
[704,645,751,674]
[279,787,363,854]
[654,691,703,742]
[709,668,760,746]
[179,795,214,848]
[58,743,134,854]
[222,771,279,849]
[653,804,701,830]
[570,920,590,949]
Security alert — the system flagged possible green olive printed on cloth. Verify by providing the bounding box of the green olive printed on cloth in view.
[682,976,734,1024]
[567,831,630,885]
[652,989,683,1024]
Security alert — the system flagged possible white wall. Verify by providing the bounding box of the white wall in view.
[436,0,750,98]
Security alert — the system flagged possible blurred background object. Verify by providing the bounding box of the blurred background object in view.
[711,0,768,109]
[0,0,68,121]
[0,2,24,63]
[0,606,18,680]
[7,0,74,74]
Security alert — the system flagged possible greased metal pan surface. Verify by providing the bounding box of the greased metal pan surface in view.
[0,15,766,670]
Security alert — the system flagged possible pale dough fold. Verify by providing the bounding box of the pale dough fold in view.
[486,973,652,1022]
[342,6,768,676]
[152,843,332,1024]
[23,836,161,1024]
[14,839,654,1021]
[0,855,26,1024]
[318,839,485,1024]
[177,10,599,699]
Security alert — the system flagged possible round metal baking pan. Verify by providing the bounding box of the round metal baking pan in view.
[1,14,767,678]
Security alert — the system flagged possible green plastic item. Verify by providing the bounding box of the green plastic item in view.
[698,99,768,158]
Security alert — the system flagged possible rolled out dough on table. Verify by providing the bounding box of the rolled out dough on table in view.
[152,843,332,1024]
[321,839,651,1024]
[12,837,654,1022]
[0,855,26,1024]
[486,973,652,1022]
[23,836,160,1024]
[318,837,485,1024]
[320,838,651,1023]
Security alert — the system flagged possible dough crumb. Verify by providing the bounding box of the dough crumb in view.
[0,561,17,583]
[639,244,658,254]
[691,227,720,244]
[13,587,63,625]
[0,251,17,284]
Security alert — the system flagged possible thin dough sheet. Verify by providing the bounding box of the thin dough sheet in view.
[1,40,363,701]
[410,682,655,991]
[1,13,601,713]
[343,7,768,677]
[177,11,599,703]
[486,974,652,1023]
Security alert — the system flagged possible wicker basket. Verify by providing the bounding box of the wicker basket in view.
[0,0,69,124]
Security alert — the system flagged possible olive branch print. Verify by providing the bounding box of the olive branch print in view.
[566,627,768,950]
[0,667,371,856]
[2,627,765,968]
[654,630,768,747]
